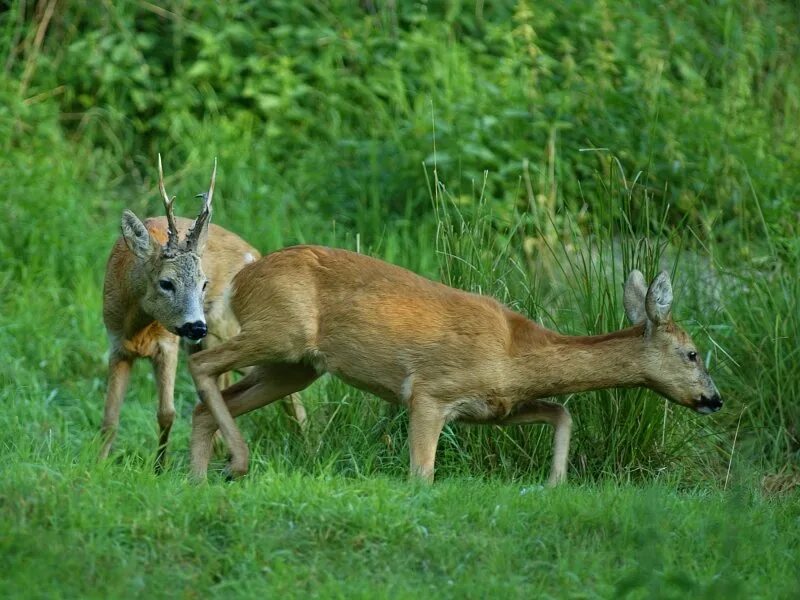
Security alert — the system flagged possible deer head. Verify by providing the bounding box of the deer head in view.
[624,269,722,414]
[119,155,217,341]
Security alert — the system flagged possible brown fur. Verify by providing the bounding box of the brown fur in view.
[189,246,720,484]
[100,217,306,470]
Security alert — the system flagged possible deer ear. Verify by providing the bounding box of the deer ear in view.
[645,271,673,325]
[120,210,158,259]
[623,270,648,324]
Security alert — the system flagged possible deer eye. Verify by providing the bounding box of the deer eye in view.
[687,351,698,363]
[159,279,175,292]
[202,280,209,292]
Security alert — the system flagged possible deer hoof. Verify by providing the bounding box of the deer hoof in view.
[223,461,248,481]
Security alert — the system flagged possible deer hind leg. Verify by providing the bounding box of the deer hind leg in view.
[191,362,318,479]
[152,338,179,473]
[502,400,572,487]
[407,394,447,483]
[100,353,133,460]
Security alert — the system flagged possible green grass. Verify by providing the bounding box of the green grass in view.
[2,1,799,596]
[3,454,799,598]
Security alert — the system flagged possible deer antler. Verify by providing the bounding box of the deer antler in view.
[185,157,216,252]
[157,153,180,251]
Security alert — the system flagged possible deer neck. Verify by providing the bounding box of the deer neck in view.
[510,323,648,399]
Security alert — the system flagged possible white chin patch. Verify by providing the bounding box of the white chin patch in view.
[185,337,204,346]
[695,405,715,415]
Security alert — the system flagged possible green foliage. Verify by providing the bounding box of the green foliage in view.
[5,1,800,231]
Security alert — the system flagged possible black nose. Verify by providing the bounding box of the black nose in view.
[699,394,723,412]
[177,320,207,340]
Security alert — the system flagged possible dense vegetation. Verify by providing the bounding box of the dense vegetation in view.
[1,1,797,596]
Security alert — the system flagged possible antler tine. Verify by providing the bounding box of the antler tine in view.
[157,153,180,249]
[185,157,216,252]
[205,157,217,210]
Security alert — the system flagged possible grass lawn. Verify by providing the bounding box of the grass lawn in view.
[2,450,798,598]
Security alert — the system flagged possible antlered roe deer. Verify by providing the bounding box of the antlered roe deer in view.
[188,246,722,484]
[100,156,305,471]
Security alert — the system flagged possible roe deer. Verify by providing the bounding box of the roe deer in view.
[100,156,305,471]
[188,246,722,484]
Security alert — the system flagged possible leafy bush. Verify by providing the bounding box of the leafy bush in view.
[6,1,800,229]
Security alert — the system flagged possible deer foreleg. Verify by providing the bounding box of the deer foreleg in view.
[152,339,179,473]
[100,354,133,460]
[408,395,446,483]
[191,363,318,479]
[188,337,260,480]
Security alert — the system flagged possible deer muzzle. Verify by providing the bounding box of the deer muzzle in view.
[177,320,208,341]
[695,393,723,414]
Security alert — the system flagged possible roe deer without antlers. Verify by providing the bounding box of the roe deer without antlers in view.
[188,246,722,484]
[100,156,305,471]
